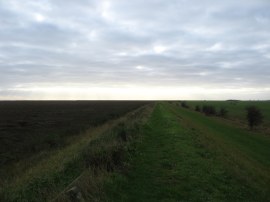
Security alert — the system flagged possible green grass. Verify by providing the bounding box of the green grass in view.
[105,102,270,201]
[1,101,269,201]
[0,105,152,202]
[172,105,270,166]
[186,100,270,127]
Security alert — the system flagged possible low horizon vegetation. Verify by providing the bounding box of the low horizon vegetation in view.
[180,100,269,132]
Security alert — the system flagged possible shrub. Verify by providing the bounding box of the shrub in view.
[218,107,228,118]
[181,101,189,108]
[195,105,201,112]
[202,105,216,116]
[246,106,263,130]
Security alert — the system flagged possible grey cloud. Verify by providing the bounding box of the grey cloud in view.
[0,0,270,99]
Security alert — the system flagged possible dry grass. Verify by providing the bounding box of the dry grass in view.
[0,104,153,202]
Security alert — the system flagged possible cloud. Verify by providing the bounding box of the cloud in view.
[0,0,270,99]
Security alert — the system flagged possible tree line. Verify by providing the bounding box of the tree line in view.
[180,101,263,130]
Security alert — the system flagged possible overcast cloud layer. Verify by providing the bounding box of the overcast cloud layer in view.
[0,0,270,100]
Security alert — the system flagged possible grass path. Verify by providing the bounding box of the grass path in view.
[170,103,270,167]
[105,102,270,201]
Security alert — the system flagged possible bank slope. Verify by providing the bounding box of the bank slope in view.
[105,102,270,201]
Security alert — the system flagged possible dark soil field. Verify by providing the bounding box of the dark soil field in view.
[0,101,269,202]
[0,101,150,166]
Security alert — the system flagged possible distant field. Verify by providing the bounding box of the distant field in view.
[0,101,150,166]
[184,100,270,128]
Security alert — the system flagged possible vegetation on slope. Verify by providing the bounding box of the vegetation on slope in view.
[0,101,150,166]
[105,102,270,201]
[0,103,152,202]
[1,101,269,201]
[187,100,270,131]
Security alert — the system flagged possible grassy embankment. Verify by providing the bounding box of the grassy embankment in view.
[105,102,270,201]
[187,100,270,130]
[0,104,153,202]
[1,101,269,201]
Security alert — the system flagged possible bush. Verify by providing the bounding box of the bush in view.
[202,105,216,116]
[246,106,263,130]
[218,107,228,118]
[195,105,201,112]
[181,101,189,108]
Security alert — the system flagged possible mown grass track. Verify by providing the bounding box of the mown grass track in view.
[105,102,270,201]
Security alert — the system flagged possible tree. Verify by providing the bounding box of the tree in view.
[202,105,216,116]
[181,101,189,108]
[195,105,201,112]
[218,107,228,117]
[246,106,263,130]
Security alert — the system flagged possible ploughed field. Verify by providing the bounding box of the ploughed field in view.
[0,101,150,165]
[0,101,269,202]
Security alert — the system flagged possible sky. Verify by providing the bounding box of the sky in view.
[0,0,270,100]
